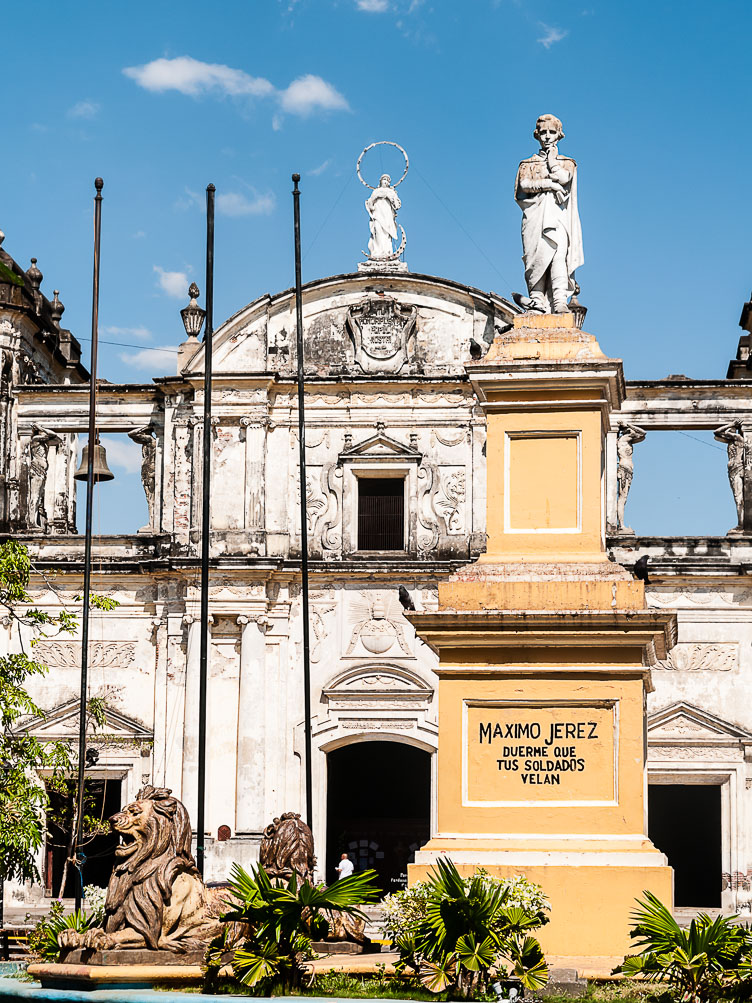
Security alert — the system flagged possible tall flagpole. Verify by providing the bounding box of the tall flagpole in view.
[73,178,104,911]
[292,174,313,829]
[196,183,215,875]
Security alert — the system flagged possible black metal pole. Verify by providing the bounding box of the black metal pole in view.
[73,178,103,911]
[292,174,313,830]
[196,184,215,876]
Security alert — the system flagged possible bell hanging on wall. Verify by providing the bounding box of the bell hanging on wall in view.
[74,438,114,483]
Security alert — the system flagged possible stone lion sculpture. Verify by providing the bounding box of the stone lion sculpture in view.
[259,811,316,883]
[59,785,220,954]
[259,811,365,944]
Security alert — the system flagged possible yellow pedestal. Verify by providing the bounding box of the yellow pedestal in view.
[406,314,676,960]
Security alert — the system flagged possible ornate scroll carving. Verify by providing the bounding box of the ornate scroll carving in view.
[34,641,136,669]
[653,643,738,672]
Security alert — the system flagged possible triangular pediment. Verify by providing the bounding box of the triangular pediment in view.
[340,432,422,461]
[648,702,752,743]
[19,698,152,742]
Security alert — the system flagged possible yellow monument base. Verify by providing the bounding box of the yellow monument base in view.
[406,313,677,960]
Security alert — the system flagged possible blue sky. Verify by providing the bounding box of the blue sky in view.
[3,0,750,536]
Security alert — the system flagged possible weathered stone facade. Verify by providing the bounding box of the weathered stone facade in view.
[5,231,752,913]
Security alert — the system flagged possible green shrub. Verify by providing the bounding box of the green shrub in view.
[387,858,548,998]
[616,890,752,1003]
[204,862,381,995]
[26,900,100,961]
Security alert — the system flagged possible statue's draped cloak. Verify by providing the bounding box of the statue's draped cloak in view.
[515,153,584,294]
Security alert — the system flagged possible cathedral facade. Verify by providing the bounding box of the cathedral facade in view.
[3,230,752,915]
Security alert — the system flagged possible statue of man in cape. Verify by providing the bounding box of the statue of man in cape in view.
[513,114,583,314]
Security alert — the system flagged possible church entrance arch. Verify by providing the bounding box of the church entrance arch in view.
[326,740,431,895]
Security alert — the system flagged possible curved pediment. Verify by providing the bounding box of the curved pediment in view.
[182,271,516,380]
[324,664,433,700]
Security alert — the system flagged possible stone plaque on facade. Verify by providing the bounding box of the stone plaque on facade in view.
[345,297,417,375]
[463,701,617,806]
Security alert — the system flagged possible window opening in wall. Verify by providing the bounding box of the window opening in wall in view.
[648,783,722,907]
[75,434,149,535]
[358,477,404,551]
[622,430,733,536]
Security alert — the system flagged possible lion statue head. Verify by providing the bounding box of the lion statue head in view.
[259,811,316,884]
[103,785,202,950]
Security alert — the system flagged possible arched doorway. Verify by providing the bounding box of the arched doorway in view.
[326,741,431,896]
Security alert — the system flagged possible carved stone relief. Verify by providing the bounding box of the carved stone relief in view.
[34,641,136,669]
[309,590,337,663]
[345,297,417,375]
[653,643,738,672]
[346,592,411,656]
[307,463,341,553]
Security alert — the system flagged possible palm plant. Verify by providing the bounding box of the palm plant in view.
[617,890,752,1003]
[394,858,548,999]
[27,901,100,961]
[205,862,381,994]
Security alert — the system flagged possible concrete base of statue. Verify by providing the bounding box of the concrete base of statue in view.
[406,312,677,959]
[28,952,208,990]
[357,259,408,273]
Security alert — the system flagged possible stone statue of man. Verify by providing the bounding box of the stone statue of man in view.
[27,424,61,529]
[714,421,745,530]
[366,174,401,259]
[616,423,646,531]
[128,424,157,531]
[514,114,584,314]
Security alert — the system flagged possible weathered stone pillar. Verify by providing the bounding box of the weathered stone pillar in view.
[241,417,266,536]
[235,614,268,833]
[181,613,212,821]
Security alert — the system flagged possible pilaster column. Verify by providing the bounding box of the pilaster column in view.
[235,613,268,832]
[181,613,212,821]
[241,417,267,534]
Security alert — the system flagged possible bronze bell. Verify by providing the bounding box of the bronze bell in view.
[74,440,114,483]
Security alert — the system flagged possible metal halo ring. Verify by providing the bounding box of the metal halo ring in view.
[356,141,409,190]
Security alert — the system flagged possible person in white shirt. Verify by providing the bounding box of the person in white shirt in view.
[336,853,354,880]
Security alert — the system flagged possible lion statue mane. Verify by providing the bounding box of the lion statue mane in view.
[59,785,219,954]
[259,811,316,883]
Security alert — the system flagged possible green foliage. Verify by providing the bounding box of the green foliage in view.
[205,862,381,995]
[389,858,549,999]
[0,541,118,887]
[616,890,752,1003]
[26,900,100,961]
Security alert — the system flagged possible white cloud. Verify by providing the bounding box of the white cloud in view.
[67,99,101,119]
[279,74,349,116]
[132,230,147,239]
[123,56,274,98]
[309,159,331,176]
[537,23,567,47]
[154,266,190,299]
[104,325,152,340]
[99,436,142,475]
[124,57,349,122]
[118,345,180,375]
[357,0,389,10]
[216,190,276,217]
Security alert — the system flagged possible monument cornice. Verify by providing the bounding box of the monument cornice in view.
[405,608,677,663]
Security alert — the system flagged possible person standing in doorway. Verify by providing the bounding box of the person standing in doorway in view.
[336,853,354,880]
